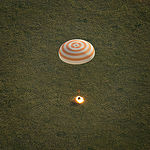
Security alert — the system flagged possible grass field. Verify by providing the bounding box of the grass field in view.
[0,0,150,149]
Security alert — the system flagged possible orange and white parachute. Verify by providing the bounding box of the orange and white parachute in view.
[58,39,95,65]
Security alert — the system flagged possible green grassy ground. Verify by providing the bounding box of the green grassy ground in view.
[0,0,150,149]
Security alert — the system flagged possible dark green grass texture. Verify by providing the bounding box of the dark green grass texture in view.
[0,0,150,150]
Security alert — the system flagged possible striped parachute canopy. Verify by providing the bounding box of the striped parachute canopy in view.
[58,39,95,65]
